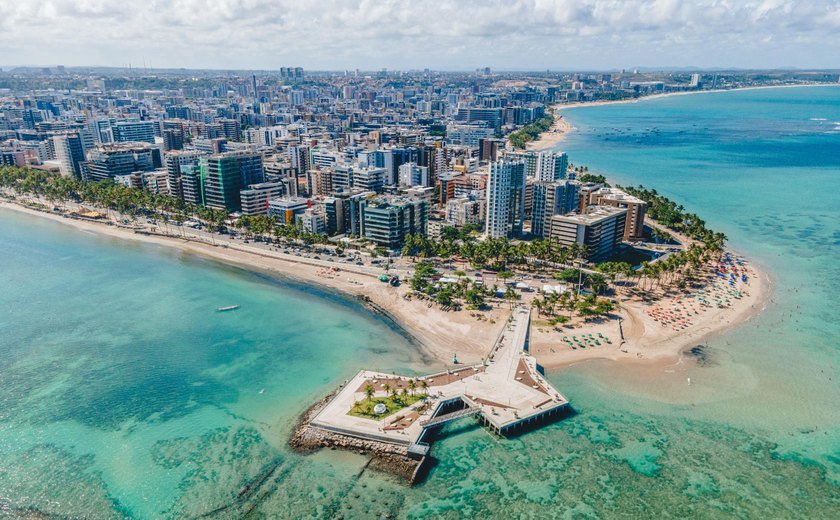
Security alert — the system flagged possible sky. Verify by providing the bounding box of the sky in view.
[1,0,840,71]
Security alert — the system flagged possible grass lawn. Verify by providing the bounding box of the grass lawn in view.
[348,394,427,420]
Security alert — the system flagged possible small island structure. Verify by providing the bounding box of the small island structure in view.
[290,307,570,484]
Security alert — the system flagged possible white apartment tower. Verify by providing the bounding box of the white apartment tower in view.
[535,151,569,182]
[398,162,429,187]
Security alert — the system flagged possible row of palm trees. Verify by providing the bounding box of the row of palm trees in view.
[355,379,431,415]
[509,113,555,149]
[620,184,728,246]
[401,232,591,274]
[409,261,495,309]
[363,378,429,402]
[233,214,328,245]
[0,166,329,248]
[533,292,615,322]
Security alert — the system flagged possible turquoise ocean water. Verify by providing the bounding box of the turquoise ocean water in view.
[1,86,839,518]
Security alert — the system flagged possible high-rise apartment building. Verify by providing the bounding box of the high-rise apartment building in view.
[455,107,503,131]
[588,187,648,241]
[353,167,386,193]
[485,159,526,238]
[162,129,184,151]
[398,162,429,187]
[535,151,569,182]
[548,206,628,261]
[81,143,161,182]
[506,151,568,181]
[112,120,156,144]
[200,152,265,212]
[531,180,579,238]
[164,151,202,201]
[362,198,428,249]
[446,123,495,147]
[51,132,85,178]
[240,182,285,216]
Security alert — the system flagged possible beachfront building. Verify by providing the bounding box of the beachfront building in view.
[587,187,648,241]
[200,151,264,212]
[164,151,202,202]
[141,170,169,194]
[331,189,375,237]
[51,132,86,179]
[531,180,579,238]
[268,196,310,225]
[485,159,526,238]
[548,205,628,262]
[576,182,605,212]
[240,182,285,216]
[113,169,168,194]
[296,207,328,235]
[361,197,428,249]
[80,143,162,183]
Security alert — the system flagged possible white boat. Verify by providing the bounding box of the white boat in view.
[216,305,240,312]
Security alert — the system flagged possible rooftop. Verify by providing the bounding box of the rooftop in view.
[553,205,627,225]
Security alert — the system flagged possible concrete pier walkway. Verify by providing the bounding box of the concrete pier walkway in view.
[309,307,570,449]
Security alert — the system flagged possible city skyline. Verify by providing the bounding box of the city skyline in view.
[2,0,840,71]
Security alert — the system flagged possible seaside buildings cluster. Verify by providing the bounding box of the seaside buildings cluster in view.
[12,66,809,261]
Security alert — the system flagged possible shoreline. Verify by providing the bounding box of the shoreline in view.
[0,198,770,373]
[529,83,840,150]
[555,82,840,113]
[525,113,575,151]
[0,200,505,368]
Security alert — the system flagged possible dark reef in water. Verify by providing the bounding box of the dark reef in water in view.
[687,344,716,367]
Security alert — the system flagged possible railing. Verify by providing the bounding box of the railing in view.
[420,406,481,428]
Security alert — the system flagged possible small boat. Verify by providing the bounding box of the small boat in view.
[216,305,240,312]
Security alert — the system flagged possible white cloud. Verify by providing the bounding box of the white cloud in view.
[1,0,839,69]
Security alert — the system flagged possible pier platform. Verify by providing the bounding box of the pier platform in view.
[309,307,569,448]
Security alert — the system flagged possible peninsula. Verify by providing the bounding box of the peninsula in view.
[0,67,780,485]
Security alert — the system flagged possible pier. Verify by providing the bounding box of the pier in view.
[300,307,570,476]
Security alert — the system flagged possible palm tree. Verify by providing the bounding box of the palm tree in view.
[408,379,416,396]
[589,273,607,295]
[504,285,519,309]
[420,380,429,396]
[533,297,544,317]
[364,384,374,403]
